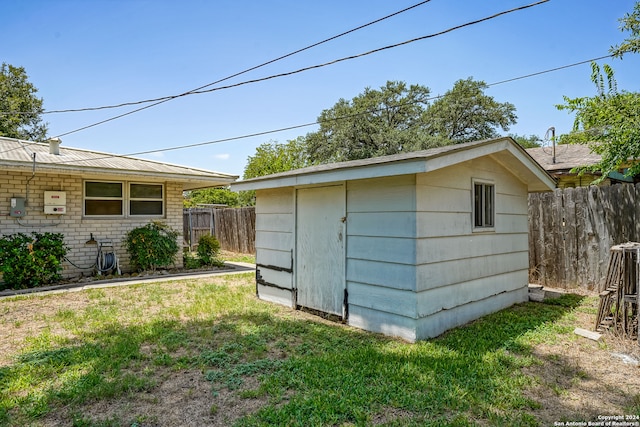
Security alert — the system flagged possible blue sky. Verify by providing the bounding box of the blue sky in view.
[3,0,640,178]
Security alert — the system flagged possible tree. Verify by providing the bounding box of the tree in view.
[509,134,542,148]
[183,187,239,208]
[422,78,517,143]
[557,62,640,179]
[243,137,309,179]
[238,137,310,206]
[243,79,519,171]
[611,1,640,57]
[0,63,48,140]
[305,81,444,163]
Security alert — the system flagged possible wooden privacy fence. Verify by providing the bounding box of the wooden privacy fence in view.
[529,184,640,290]
[183,207,255,254]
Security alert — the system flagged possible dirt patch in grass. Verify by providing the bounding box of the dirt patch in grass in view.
[370,406,415,425]
[522,299,640,424]
[0,293,90,366]
[41,367,268,427]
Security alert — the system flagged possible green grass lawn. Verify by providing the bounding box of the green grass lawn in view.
[0,274,636,426]
[220,250,256,264]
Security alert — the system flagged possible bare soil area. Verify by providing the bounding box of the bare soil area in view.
[522,302,640,425]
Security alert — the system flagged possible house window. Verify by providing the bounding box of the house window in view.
[84,181,164,217]
[130,183,164,216]
[85,181,123,216]
[473,181,494,228]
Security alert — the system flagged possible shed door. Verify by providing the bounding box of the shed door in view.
[296,185,345,316]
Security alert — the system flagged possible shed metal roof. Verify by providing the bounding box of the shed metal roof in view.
[231,137,556,193]
[0,137,237,190]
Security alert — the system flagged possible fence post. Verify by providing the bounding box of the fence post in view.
[188,208,193,252]
[210,208,214,237]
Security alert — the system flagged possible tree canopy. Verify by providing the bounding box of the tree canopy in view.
[183,187,239,208]
[0,63,48,140]
[241,78,518,178]
[509,134,542,149]
[611,1,640,57]
[243,137,309,179]
[235,137,310,206]
[422,78,517,143]
[557,62,640,179]
[304,81,444,163]
[303,79,517,164]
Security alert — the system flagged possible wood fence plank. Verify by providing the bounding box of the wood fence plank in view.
[550,188,564,286]
[529,184,640,290]
[183,207,256,254]
[564,188,578,288]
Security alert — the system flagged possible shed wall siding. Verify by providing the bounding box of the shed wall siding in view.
[414,157,530,338]
[255,188,295,306]
[345,175,418,333]
[348,304,417,342]
[416,286,528,339]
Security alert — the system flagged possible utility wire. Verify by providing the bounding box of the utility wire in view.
[41,55,618,166]
[489,54,613,87]
[0,52,619,159]
[0,0,433,118]
[54,0,435,115]
[60,122,321,163]
[48,0,548,139]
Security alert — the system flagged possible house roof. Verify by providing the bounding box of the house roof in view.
[231,137,556,192]
[526,144,601,172]
[0,137,238,190]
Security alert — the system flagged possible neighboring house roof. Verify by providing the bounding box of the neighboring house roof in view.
[231,137,556,192]
[526,144,636,184]
[525,144,601,173]
[0,137,237,190]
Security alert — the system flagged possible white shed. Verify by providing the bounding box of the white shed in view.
[231,137,555,341]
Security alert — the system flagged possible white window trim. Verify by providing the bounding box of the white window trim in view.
[128,182,165,217]
[472,178,495,232]
[83,180,125,218]
[83,180,165,218]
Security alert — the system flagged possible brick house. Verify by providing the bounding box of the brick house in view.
[0,136,237,279]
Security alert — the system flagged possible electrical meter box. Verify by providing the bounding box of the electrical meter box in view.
[10,197,26,217]
[44,191,67,214]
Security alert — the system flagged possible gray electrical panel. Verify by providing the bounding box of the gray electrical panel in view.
[10,197,26,217]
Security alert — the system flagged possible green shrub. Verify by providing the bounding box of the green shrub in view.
[124,221,179,272]
[0,232,68,290]
[183,251,202,269]
[197,234,224,267]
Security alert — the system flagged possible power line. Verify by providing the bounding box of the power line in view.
[0,51,618,160]
[64,122,321,163]
[0,0,434,117]
[48,0,548,139]
[41,56,619,165]
[489,54,614,87]
[184,1,553,98]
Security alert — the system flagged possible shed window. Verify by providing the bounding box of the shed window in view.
[84,181,123,216]
[473,182,494,228]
